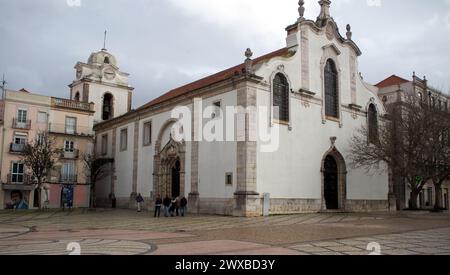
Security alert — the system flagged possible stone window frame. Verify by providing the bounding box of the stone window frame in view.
[320,44,343,127]
[225,172,233,186]
[101,134,108,156]
[143,120,152,147]
[102,92,114,121]
[324,59,339,119]
[119,127,128,152]
[269,67,293,130]
[367,102,379,144]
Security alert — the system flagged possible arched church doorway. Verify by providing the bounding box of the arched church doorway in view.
[324,155,339,210]
[321,147,347,211]
[171,160,181,198]
[153,119,186,200]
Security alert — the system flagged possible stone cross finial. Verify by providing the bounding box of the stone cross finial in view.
[316,0,332,27]
[245,48,254,75]
[298,0,305,20]
[346,24,352,40]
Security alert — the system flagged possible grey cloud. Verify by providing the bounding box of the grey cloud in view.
[0,0,449,108]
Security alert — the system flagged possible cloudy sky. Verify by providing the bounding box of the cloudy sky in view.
[0,0,449,107]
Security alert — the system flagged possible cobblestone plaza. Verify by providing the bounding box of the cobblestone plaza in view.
[1,210,450,255]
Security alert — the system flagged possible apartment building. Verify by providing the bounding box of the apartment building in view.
[0,89,95,209]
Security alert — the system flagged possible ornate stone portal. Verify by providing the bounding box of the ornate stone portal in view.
[153,120,186,200]
[155,138,185,199]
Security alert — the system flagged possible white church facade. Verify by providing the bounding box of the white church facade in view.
[92,0,392,216]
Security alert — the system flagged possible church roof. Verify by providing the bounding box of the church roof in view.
[375,75,410,89]
[138,48,289,110]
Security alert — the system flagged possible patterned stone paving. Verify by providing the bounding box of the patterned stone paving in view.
[288,227,450,255]
[0,209,449,255]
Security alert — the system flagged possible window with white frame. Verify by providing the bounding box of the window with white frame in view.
[17,109,28,123]
[37,133,45,146]
[37,112,48,124]
[11,162,25,183]
[61,163,76,182]
[64,141,75,152]
[12,134,27,152]
[143,121,152,146]
[14,134,27,145]
[65,117,77,135]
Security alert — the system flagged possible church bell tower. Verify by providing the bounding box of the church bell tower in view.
[69,45,134,124]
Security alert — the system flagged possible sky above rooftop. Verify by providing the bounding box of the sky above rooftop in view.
[0,0,449,107]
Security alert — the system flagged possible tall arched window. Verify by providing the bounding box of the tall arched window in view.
[273,73,289,122]
[368,104,379,144]
[102,93,113,121]
[74,92,80,102]
[104,56,110,64]
[324,59,339,118]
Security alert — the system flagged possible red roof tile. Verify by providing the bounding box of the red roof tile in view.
[139,48,289,110]
[375,75,410,89]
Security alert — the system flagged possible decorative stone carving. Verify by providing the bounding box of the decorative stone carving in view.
[346,24,352,40]
[350,54,357,104]
[277,64,285,72]
[301,100,311,108]
[326,24,334,40]
[317,0,332,27]
[300,26,310,92]
[244,48,254,75]
[298,0,305,21]
[330,136,337,146]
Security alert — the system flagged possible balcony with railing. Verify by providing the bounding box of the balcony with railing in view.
[6,174,32,185]
[60,174,78,184]
[60,149,80,159]
[12,118,31,130]
[10,143,26,154]
[2,174,35,190]
[51,97,94,112]
[48,123,94,137]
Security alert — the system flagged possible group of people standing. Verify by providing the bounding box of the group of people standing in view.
[155,195,188,218]
[136,194,188,218]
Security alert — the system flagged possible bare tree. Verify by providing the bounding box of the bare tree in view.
[349,95,450,210]
[425,110,450,210]
[83,154,114,209]
[22,132,60,210]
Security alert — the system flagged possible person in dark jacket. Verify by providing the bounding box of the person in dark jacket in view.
[163,196,171,217]
[169,197,177,217]
[180,197,188,217]
[136,193,144,212]
[154,195,162,218]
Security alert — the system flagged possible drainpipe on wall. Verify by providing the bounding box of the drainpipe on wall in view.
[0,78,7,184]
